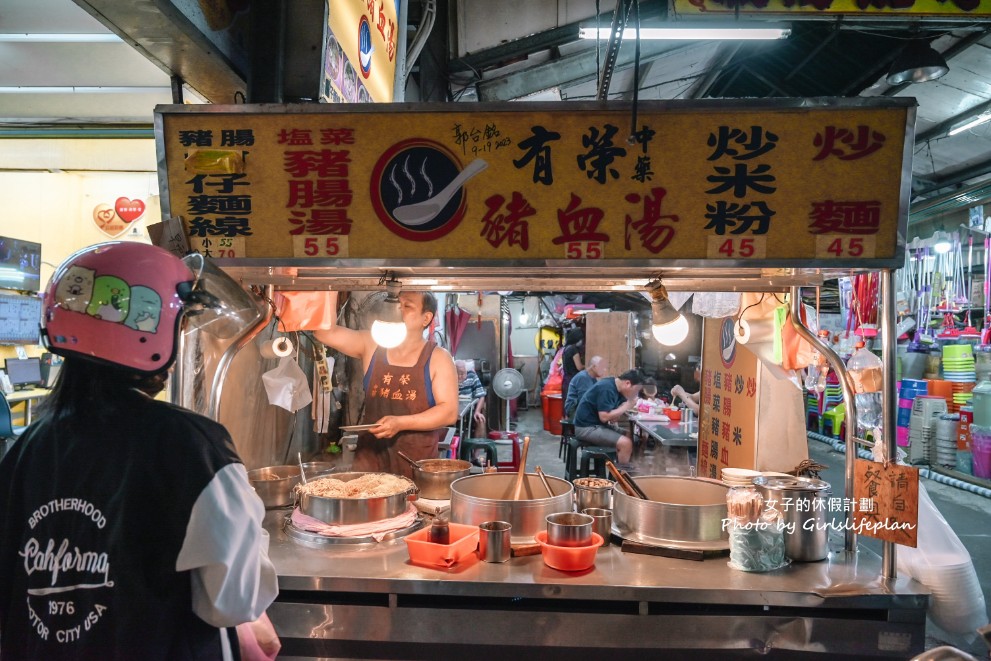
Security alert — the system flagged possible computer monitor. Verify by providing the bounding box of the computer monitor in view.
[5,357,43,390]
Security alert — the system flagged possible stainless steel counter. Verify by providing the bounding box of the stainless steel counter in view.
[265,512,929,659]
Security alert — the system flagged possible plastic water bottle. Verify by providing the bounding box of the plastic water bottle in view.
[848,341,884,437]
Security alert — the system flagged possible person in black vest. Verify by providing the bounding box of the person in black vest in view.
[314,291,458,479]
[0,242,278,661]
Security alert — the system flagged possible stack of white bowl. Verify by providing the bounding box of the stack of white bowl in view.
[914,554,987,634]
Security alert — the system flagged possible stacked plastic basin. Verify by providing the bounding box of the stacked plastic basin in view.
[970,381,991,479]
[897,379,929,448]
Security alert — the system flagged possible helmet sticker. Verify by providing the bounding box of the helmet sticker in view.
[123,286,162,333]
[86,276,130,323]
[54,265,95,313]
[54,268,162,335]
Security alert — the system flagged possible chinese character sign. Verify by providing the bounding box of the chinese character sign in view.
[325,0,400,103]
[157,100,912,263]
[699,318,760,480]
[853,459,919,547]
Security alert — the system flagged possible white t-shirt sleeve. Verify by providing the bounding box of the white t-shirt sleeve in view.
[175,463,279,628]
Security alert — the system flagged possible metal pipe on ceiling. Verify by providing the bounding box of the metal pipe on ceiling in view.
[596,0,633,100]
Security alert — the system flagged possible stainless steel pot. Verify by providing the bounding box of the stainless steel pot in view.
[753,476,831,561]
[410,459,472,500]
[297,472,417,525]
[248,465,301,508]
[573,478,615,511]
[450,473,573,543]
[612,475,730,550]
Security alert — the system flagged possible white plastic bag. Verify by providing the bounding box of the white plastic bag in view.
[897,482,988,637]
[261,356,313,412]
[692,292,741,319]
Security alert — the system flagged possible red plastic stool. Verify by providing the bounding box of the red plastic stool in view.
[489,431,521,472]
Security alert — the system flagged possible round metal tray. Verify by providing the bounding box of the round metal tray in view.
[283,514,425,548]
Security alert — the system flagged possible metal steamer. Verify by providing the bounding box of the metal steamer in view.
[611,476,732,550]
[450,472,574,543]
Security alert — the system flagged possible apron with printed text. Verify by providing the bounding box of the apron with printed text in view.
[357,341,443,479]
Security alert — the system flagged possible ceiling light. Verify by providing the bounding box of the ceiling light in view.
[886,40,949,85]
[0,86,171,94]
[0,33,122,43]
[648,282,690,346]
[932,231,953,254]
[948,113,991,137]
[578,24,790,41]
[370,278,407,348]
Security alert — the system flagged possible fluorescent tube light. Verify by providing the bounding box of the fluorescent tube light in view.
[948,113,991,137]
[0,33,122,43]
[578,25,790,40]
[0,87,171,94]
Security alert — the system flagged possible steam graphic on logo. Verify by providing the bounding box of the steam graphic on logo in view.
[371,138,488,241]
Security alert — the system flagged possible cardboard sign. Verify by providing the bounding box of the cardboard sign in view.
[853,459,919,547]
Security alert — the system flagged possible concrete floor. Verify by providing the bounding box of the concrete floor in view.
[508,404,991,657]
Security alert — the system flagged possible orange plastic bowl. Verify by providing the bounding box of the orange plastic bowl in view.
[405,522,479,568]
[535,530,603,571]
[665,407,681,421]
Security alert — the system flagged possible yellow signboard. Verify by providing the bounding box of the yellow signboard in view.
[674,0,989,16]
[699,318,760,480]
[324,0,399,103]
[156,100,912,265]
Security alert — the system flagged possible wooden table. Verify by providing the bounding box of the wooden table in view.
[7,387,50,426]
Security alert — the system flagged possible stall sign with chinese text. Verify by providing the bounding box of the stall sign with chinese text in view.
[324,0,399,103]
[156,100,912,264]
[699,318,760,480]
[853,458,919,547]
[674,0,989,16]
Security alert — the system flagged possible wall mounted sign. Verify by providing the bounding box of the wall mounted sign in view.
[674,0,990,17]
[92,198,146,238]
[323,0,399,103]
[155,98,913,267]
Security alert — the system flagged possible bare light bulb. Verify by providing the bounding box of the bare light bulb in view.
[651,314,689,346]
[371,320,407,348]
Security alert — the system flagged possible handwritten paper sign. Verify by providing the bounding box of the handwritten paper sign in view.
[853,459,919,547]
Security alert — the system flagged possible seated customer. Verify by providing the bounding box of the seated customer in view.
[639,377,663,405]
[564,355,607,419]
[670,366,701,414]
[572,369,642,465]
[456,360,487,437]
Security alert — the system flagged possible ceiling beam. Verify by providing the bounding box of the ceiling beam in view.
[916,97,991,144]
[913,158,991,197]
[476,39,694,102]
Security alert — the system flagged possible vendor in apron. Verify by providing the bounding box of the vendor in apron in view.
[314,291,458,478]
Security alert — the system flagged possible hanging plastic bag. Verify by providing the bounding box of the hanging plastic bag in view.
[777,303,816,371]
[692,292,742,319]
[897,482,988,637]
[262,356,313,412]
[236,611,281,661]
[275,291,338,331]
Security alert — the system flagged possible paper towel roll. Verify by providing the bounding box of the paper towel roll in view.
[735,319,774,345]
[260,337,294,359]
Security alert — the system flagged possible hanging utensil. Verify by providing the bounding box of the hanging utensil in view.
[605,459,645,499]
[534,465,554,497]
[620,470,649,500]
[397,450,421,471]
[511,435,531,500]
[297,452,307,485]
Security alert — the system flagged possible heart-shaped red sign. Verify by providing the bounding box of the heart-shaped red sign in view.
[115,197,146,223]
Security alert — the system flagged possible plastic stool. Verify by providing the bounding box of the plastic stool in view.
[459,438,498,467]
[489,432,521,472]
[563,437,582,482]
[821,405,846,440]
[559,420,575,459]
[580,447,617,478]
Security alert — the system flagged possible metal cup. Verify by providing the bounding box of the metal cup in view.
[478,521,512,563]
[545,512,594,547]
[582,508,613,547]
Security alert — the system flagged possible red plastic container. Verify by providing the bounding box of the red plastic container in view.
[404,522,479,568]
[535,531,603,571]
[544,394,563,435]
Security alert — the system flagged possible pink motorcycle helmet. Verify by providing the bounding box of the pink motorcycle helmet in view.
[42,242,196,374]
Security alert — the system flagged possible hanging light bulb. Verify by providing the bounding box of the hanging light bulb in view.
[648,281,690,346]
[370,277,407,348]
[932,230,952,255]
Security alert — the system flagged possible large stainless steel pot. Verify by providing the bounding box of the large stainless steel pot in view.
[612,475,730,550]
[297,472,417,525]
[410,459,472,499]
[248,465,301,508]
[450,473,573,543]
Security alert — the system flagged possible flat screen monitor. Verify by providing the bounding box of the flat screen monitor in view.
[0,237,41,291]
[0,293,42,345]
[5,357,43,390]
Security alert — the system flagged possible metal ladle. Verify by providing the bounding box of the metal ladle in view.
[534,466,554,497]
[297,452,307,485]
